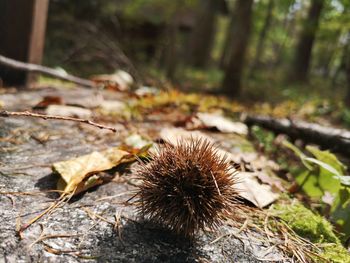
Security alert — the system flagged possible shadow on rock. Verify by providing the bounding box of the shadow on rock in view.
[95,220,205,263]
[35,172,61,199]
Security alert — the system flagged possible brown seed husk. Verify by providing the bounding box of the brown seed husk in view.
[135,138,239,237]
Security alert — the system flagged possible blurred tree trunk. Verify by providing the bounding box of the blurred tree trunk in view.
[346,52,350,107]
[319,40,339,78]
[273,0,297,67]
[220,12,235,69]
[164,21,178,81]
[221,0,254,97]
[321,7,347,78]
[332,42,348,85]
[343,37,350,107]
[289,0,325,82]
[250,0,275,75]
[189,0,219,68]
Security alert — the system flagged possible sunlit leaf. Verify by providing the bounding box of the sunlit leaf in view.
[306,146,346,175]
[295,170,323,198]
[53,147,133,194]
[282,141,313,170]
[331,188,350,241]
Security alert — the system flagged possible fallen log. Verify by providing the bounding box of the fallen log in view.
[0,54,96,88]
[243,115,350,155]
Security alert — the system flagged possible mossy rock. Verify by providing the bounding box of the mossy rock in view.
[272,203,350,263]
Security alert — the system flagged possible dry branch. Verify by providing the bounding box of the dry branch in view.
[0,54,96,88]
[0,110,117,133]
[244,115,350,155]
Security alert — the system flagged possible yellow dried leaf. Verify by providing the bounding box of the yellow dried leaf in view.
[53,147,133,194]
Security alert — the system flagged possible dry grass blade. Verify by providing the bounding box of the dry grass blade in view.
[19,190,75,233]
[30,231,80,248]
[250,208,331,263]
[82,207,115,226]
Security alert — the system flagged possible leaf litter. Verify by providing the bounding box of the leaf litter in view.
[1,85,350,262]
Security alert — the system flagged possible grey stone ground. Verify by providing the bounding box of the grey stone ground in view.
[0,87,289,262]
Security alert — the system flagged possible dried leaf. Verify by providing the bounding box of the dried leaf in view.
[135,86,159,97]
[53,147,133,194]
[125,134,151,150]
[255,171,285,192]
[196,113,248,135]
[235,172,279,208]
[91,70,133,91]
[120,134,153,157]
[33,96,63,109]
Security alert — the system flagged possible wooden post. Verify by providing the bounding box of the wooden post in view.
[0,0,49,86]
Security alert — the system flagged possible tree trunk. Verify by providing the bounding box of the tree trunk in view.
[250,0,274,75]
[319,44,338,78]
[0,0,49,86]
[189,0,219,68]
[221,0,254,97]
[164,22,178,81]
[273,0,297,67]
[219,15,234,69]
[289,0,325,82]
[345,42,350,107]
[332,36,349,86]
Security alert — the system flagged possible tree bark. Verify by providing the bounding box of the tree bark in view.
[221,0,254,97]
[331,31,350,86]
[244,115,350,155]
[273,0,297,67]
[250,0,275,75]
[0,0,49,86]
[345,42,350,107]
[219,14,235,69]
[189,0,219,68]
[161,18,179,81]
[289,0,325,82]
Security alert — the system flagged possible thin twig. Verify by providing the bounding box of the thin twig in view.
[0,110,117,133]
[0,54,96,88]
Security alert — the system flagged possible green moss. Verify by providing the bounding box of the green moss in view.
[272,203,350,263]
[322,244,350,263]
[273,203,338,244]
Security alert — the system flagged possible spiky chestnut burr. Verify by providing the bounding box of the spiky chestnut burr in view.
[135,138,239,237]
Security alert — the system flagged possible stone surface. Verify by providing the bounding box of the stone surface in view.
[0,87,289,262]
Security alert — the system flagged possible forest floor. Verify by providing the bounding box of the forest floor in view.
[0,83,349,262]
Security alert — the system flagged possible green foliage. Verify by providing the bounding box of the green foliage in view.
[283,141,350,240]
[181,67,223,90]
[120,0,198,24]
[290,144,345,196]
[341,108,350,127]
[331,188,350,242]
[251,126,276,153]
